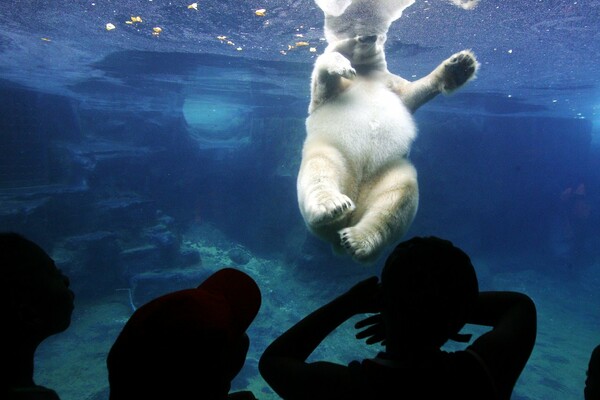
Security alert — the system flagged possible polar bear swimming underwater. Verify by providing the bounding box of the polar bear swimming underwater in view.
[297,0,479,263]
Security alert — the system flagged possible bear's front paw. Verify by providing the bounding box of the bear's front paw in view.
[441,50,479,93]
[305,191,355,228]
[322,52,356,80]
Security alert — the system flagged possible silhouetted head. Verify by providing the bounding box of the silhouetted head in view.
[107,268,261,400]
[381,236,478,348]
[585,345,600,400]
[0,232,74,343]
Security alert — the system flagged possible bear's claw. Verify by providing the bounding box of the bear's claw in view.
[306,192,355,227]
[339,227,380,263]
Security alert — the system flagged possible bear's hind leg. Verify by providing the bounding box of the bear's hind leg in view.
[297,144,356,231]
[339,161,418,263]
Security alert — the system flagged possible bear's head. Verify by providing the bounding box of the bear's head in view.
[317,0,415,42]
[328,35,387,71]
[317,0,414,72]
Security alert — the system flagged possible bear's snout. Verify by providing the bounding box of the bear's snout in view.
[358,35,378,44]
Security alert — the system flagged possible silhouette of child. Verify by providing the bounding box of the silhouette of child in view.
[259,236,537,400]
[107,267,261,400]
[0,232,75,400]
[586,345,600,400]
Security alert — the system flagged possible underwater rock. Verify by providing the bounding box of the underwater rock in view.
[94,195,156,232]
[120,245,163,275]
[56,231,121,299]
[179,247,201,266]
[129,268,213,307]
[227,246,252,265]
[156,211,175,226]
[63,139,157,167]
[63,230,118,250]
[145,225,179,256]
[121,243,200,275]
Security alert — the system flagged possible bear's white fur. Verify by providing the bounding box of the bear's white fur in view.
[297,15,479,263]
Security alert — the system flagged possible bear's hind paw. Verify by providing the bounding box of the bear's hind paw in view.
[339,227,382,263]
[306,192,355,228]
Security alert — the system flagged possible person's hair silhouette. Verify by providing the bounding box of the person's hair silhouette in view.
[260,236,537,400]
[107,267,261,400]
[586,345,600,400]
[0,232,74,400]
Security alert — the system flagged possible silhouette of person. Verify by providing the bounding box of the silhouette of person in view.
[0,232,75,400]
[107,267,261,400]
[586,345,600,400]
[259,236,537,400]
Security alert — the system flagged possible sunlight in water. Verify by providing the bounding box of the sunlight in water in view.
[183,97,250,133]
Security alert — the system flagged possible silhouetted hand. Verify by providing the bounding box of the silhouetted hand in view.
[340,276,381,315]
[355,313,386,345]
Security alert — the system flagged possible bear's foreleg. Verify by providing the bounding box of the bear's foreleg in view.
[397,50,479,113]
[309,52,356,113]
[339,161,418,263]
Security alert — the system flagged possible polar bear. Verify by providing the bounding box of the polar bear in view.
[297,4,479,263]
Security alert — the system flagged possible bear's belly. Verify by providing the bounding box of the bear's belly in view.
[305,83,416,176]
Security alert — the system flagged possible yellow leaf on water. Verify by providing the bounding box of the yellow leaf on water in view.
[255,9,266,16]
[188,2,198,10]
[106,23,116,31]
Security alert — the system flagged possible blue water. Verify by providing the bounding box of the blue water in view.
[1,1,599,399]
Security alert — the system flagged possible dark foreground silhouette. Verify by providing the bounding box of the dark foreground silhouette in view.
[107,267,261,400]
[1,232,75,400]
[260,236,537,400]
